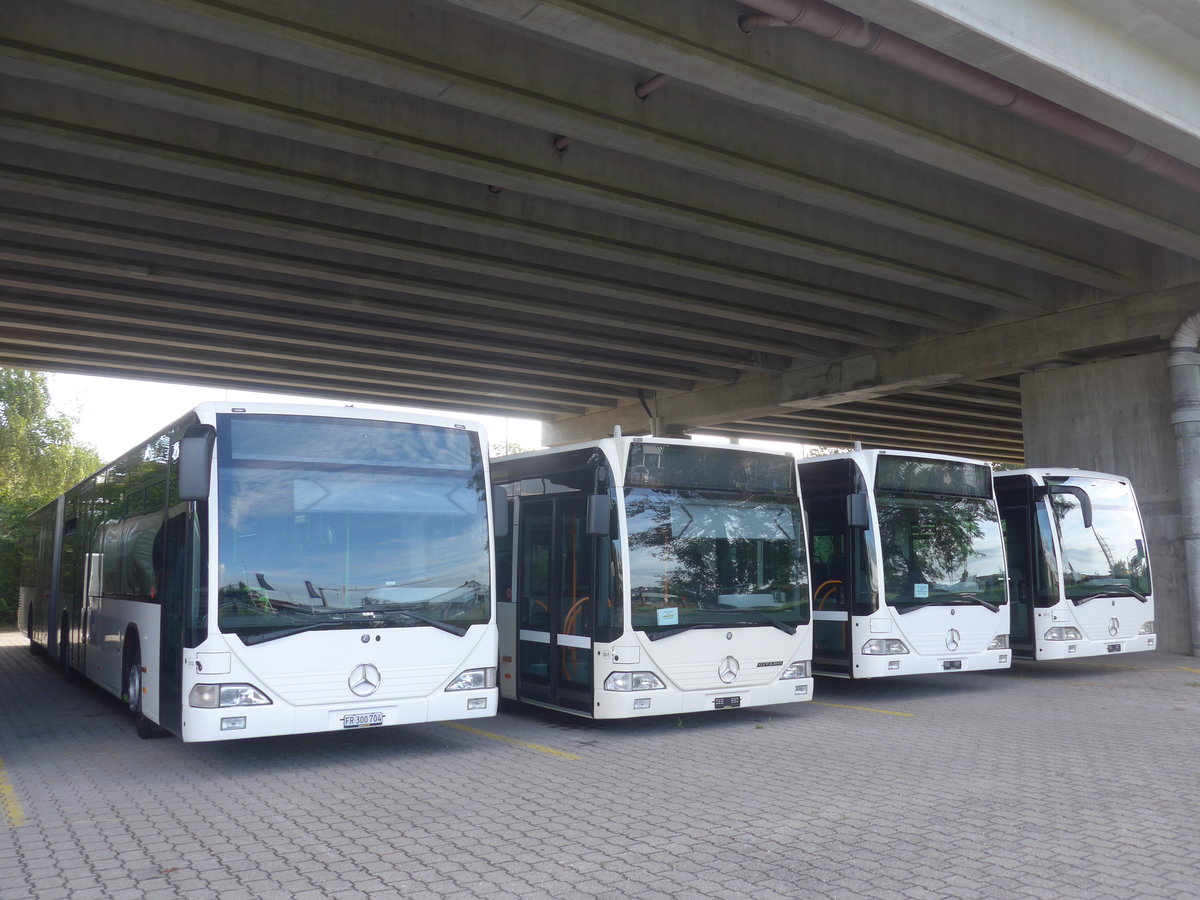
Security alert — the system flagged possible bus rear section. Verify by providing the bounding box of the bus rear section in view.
[22,403,500,742]
[995,469,1155,660]
[797,449,1011,678]
[492,436,813,718]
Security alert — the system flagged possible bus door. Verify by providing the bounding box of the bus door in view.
[808,500,851,675]
[996,475,1044,658]
[515,495,594,714]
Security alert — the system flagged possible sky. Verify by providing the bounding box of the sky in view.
[46,372,544,464]
[46,372,815,465]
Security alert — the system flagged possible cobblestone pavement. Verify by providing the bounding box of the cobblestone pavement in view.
[2,628,1199,900]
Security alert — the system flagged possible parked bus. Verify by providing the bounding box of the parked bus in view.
[795,449,1010,678]
[994,468,1154,660]
[19,402,500,741]
[491,436,813,718]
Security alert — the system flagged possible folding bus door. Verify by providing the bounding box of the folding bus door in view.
[995,477,1038,657]
[809,508,852,675]
[515,495,594,714]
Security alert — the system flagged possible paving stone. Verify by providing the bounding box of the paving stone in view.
[3,631,1200,899]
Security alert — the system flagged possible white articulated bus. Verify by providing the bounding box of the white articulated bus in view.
[795,449,1011,678]
[18,403,500,741]
[490,436,813,718]
[994,468,1155,660]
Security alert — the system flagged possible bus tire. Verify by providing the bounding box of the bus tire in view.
[27,606,42,656]
[59,616,76,683]
[124,639,162,740]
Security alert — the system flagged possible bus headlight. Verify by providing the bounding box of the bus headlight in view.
[862,639,909,655]
[779,660,811,679]
[987,634,1009,650]
[189,683,272,708]
[1139,621,1155,635]
[604,671,665,691]
[1044,626,1082,641]
[445,667,497,691]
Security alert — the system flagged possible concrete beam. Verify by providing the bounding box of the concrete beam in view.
[447,0,1200,259]
[834,0,1200,167]
[29,0,1142,292]
[542,286,1196,444]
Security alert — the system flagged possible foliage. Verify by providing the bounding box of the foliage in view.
[490,439,531,457]
[0,370,102,626]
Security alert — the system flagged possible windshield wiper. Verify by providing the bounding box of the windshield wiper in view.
[1072,587,1150,606]
[738,609,797,635]
[892,594,999,614]
[950,593,999,613]
[240,619,359,645]
[644,613,796,641]
[644,622,724,641]
[359,602,469,637]
[893,600,939,615]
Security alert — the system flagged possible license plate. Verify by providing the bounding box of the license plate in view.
[943,660,962,671]
[342,711,385,729]
[1107,643,1121,653]
[714,696,741,709]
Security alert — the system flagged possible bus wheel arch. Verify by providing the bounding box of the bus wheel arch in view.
[28,604,43,656]
[123,629,158,739]
[59,613,75,681]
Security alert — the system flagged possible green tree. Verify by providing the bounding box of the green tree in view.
[490,439,531,457]
[0,370,102,626]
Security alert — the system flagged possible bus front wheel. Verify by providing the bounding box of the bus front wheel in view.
[59,617,76,682]
[124,642,160,740]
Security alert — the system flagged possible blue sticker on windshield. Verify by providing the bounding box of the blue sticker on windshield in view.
[657,607,679,626]
[914,583,929,599]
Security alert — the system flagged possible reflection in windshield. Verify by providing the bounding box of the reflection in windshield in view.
[879,494,1007,609]
[1050,478,1151,600]
[216,416,490,642]
[625,488,810,634]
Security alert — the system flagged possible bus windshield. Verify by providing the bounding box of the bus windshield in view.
[216,414,490,642]
[624,487,810,637]
[878,493,1008,612]
[1049,477,1151,601]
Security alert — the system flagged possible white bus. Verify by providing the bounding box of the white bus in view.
[795,449,1011,678]
[994,468,1155,660]
[491,436,813,718]
[19,402,500,741]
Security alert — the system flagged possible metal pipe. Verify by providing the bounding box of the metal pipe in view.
[634,72,672,99]
[739,0,1200,194]
[1169,309,1200,655]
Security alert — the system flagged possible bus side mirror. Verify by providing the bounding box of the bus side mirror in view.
[847,493,870,529]
[177,424,216,501]
[1049,485,1093,528]
[587,494,610,537]
[493,485,509,538]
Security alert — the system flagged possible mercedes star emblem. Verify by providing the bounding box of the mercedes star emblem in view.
[718,655,740,684]
[348,663,382,697]
[946,629,961,652]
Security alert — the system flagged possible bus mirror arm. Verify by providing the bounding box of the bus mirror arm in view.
[587,494,610,537]
[847,493,870,529]
[177,424,216,501]
[1049,485,1093,528]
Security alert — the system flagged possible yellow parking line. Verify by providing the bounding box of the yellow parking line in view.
[1177,667,1200,675]
[0,759,25,828]
[811,701,914,718]
[441,722,581,759]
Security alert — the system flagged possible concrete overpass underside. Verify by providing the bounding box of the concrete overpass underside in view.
[2,0,1200,468]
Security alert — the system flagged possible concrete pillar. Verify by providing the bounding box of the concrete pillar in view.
[1022,351,1193,654]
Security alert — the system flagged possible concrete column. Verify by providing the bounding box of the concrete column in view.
[1022,351,1193,654]
[1168,312,1200,656]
